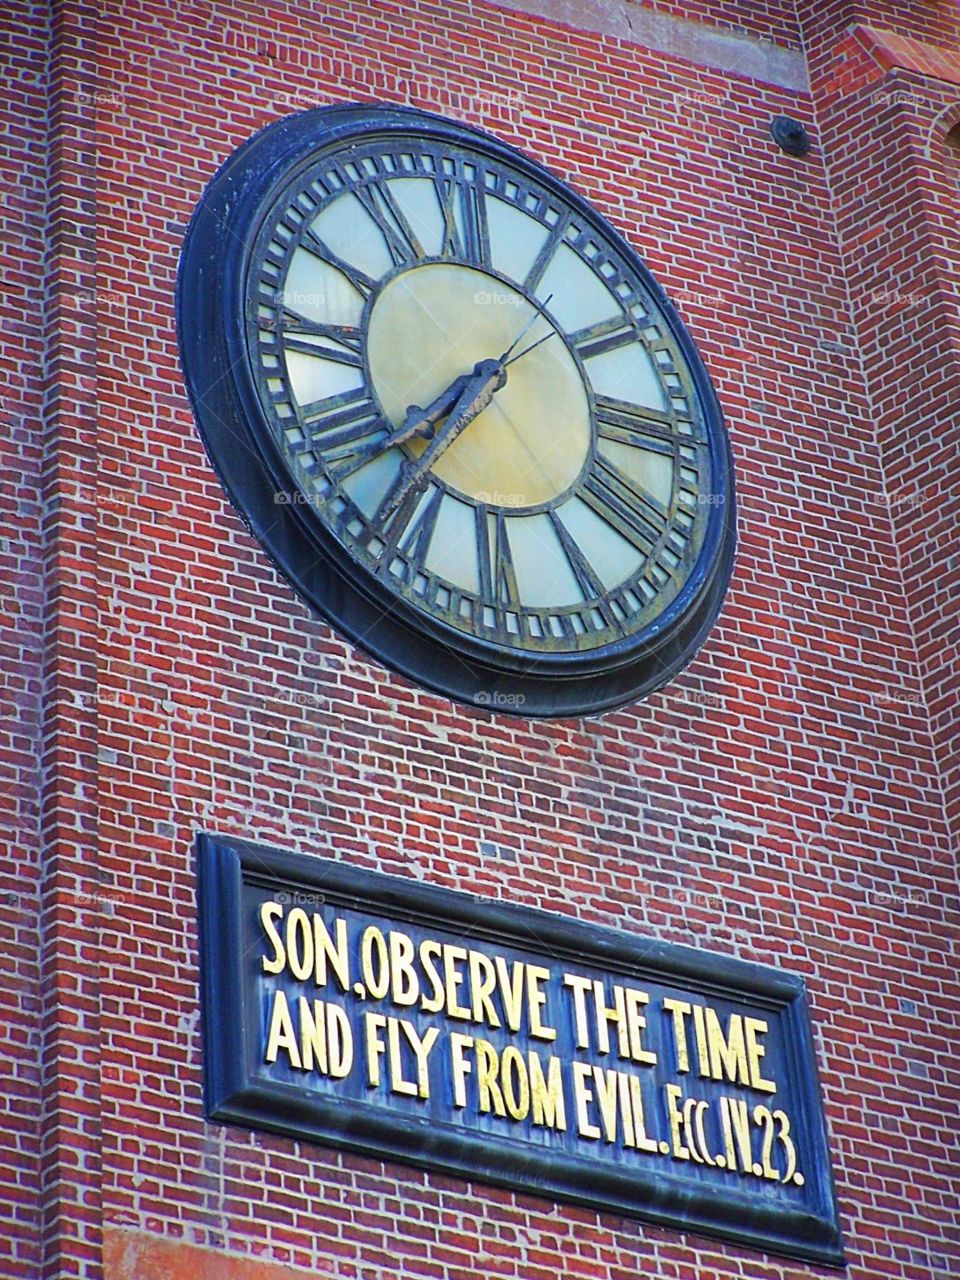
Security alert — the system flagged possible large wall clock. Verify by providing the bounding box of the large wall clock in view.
[177,104,735,717]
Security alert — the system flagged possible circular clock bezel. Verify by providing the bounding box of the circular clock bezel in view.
[176,103,736,718]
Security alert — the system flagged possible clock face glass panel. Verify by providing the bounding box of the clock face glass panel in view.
[245,131,718,659]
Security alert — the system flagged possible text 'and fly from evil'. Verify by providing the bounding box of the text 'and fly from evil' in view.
[257,901,805,1188]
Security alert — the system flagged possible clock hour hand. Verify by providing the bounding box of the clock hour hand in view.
[392,376,470,445]
[353,306,555,471]
[340,375,469,473]
[395,305,554,446]
[379,358,506,521]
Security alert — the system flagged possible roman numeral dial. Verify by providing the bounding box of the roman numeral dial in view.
[242,121,727,674]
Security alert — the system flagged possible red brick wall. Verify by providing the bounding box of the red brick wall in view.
[34,2,106,1277]
[1,4,50,1275]
[797,0,960,840]
[9,1,960,1278]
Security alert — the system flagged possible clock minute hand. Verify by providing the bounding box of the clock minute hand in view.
[380,359,506,521]
[497,293,554,364]
[504,329,556,367]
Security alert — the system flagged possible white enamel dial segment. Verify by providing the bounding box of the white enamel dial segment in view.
[584,343,665,410]
[534,242,620,330]
[284,350,364,406]
[340,448,402,518]
[383,178,446,255]
[283,249,365,327]
[554,495,645,591]
[506,513,585,608]
[597,437,673,508]
[486,196,550,282]
[422,495,480,595]
[310,194,394,279]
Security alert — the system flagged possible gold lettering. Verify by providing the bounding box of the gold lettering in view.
[572,1061,600,1139]
[264,990,301,1068]
[529,1053,566,1131]
[683,1097,704,1163]
[468,950,501,1028]
[285,907,314,981]
[267,995,352,1076]
[664,1084,691,1160]
[592,1065,619,1142]
[388,931,419,1007]
[500,1046,530,1120]
[297,997,328,1073]
[495,956,525,1032]
[693,1099,718,1167]
[627,1074,659,1153]
[474,1038,506,1116]
[745,1017,777,1093]
[360,926,389,999]
[616,1070,636,1147]
[774,1108,798,1182]
[613,986,630,1057]
[705,1007,749,1087]
[726,1094,753,1172]
[591,981,619,1054]
[418,939,445,1013]
[312,915,350,990]
[719,1095,737,1169]
[663,998,691,1072]
[401,1020,439,1099]
[691,1003,710,1078]
[443,945,470,1019]
[526,964,557,1041]
[563,974,593,1049]
[754,1104,779,1179]
[259,902,285,974]
[364,1011,387,1087]
[449,1033,474,1107]
[387,1017,417,1096]
[326,1003,352,1078]
[624,987,657,1065]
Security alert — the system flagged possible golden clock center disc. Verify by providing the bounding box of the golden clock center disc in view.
[366,264,592,508]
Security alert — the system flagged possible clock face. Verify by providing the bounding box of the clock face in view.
[178,105,735,716]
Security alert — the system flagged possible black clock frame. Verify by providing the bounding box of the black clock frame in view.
[176,104,736,718]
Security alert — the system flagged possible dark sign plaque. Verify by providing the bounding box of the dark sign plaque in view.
[198,834,844,1266]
